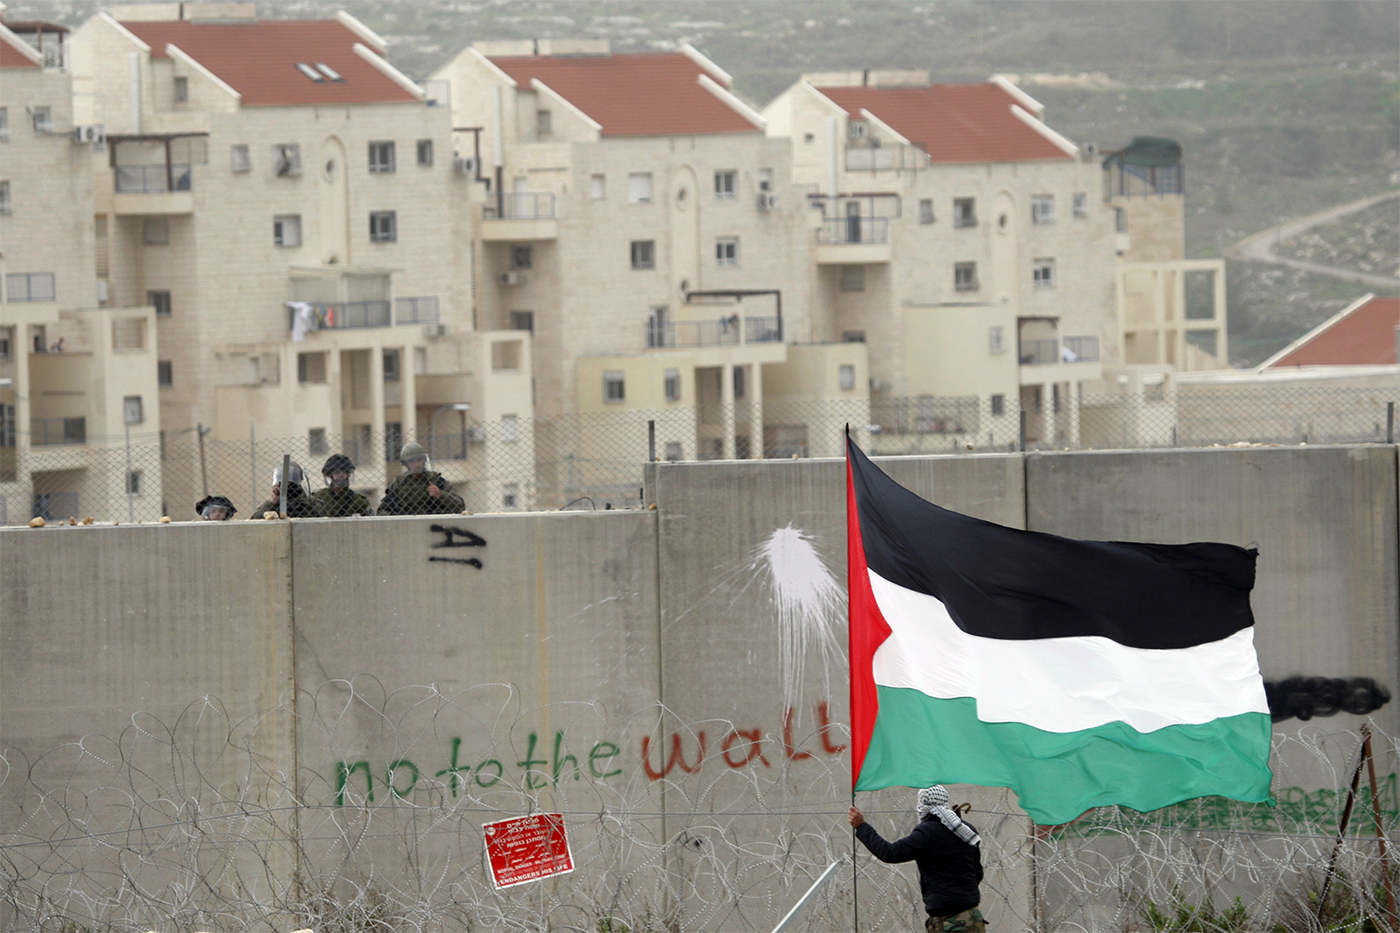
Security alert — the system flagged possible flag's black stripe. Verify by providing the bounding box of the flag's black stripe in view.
[849,441,1257,650]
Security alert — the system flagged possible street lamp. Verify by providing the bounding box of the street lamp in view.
[428,402,472,461]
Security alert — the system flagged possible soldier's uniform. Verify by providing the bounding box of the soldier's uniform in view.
[376,470,464,515]
[312,485,372,517]
[251,488,327,518]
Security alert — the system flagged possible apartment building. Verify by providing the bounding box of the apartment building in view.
[432,39,866,471]
[0,18,162,524]
[65,3,533,514]
[764,72,1121,448]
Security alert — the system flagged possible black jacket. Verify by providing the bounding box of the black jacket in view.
[856,814,983,916]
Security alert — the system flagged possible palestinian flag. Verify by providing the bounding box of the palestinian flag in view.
[846,439,1274,826]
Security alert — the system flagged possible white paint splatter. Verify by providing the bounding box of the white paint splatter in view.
[752,524,843,712]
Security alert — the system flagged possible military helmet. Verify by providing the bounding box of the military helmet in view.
[322,453,356,477]
[398,441,427,462]
[195,495,237,519]
[272,461,306,486]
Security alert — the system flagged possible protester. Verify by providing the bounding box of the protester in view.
[312,453,372,516]
[848,786,985,932]
[250,461,326,518]
[194,495,236,521]
[376,441,464,515]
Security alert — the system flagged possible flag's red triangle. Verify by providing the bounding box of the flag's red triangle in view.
[847,436,893,790]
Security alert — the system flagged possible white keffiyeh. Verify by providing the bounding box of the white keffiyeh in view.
[916,785,981,846]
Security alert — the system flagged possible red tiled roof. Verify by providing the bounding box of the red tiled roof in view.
[488,53,759,137]
[0,32,41,68]
[816,83,1072,163]
[1267,296,1400,367]
[120,19,417,106]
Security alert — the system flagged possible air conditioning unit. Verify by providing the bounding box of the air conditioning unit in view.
[454,156,480,176]
[464,426,487,442]
[498,271,524,286]
[756,192,778,212]
[71,124,105,145]
[422,323,449,338]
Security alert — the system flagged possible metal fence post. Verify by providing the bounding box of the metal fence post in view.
[124,420,134,524]
[249,423,257,511]
[1388,402,1395,444]
[648,420,656,462]
[279,454,290,517]
[1018,409,1027,452]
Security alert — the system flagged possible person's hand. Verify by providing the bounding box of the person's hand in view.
[428,483,441,499]
[847,806,865,828]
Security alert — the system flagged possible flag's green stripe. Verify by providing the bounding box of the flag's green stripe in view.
[858,688,1274,825]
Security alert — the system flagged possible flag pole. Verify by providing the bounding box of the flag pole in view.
[1319,734,1368,920]
[845,424,860,933]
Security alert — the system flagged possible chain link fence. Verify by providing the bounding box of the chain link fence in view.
[2,385,1395,525]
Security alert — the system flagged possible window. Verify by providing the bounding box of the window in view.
[988,326,1006,355]
[603,370,625,403]
[127,470,143,496]
[491,340,521,371]
[148,289,172,317]
[308,428,327,455]
[297,351,326,383]
[630,240,655,270]
[6,273,55,302]
[714,170,736,199]
[991,394,1005,416]
[953,198,976,228]
[510,310,535,334]
[758,168,773,191]
[369,211,397,242]
[273,214,301,247]
[842,330,866,343]
[382,349,400,381]
[385,422,402,462]
[732,366,745,399]
[1031,194,1055,224]
[316,63,343,81]
[416,139,433,167]
[847,120,867,139]
[536,109,552,137]
[502,483,519,508]
[715,236,738,266]
[123,395,144,425]
[31,106,51,134]
[157,360,173,385]
[174,76,188,102]
[664,368,680,402]
[628,172,653,203]
[840,266,865,292]
[839,364,855,391]
[0,108,8,141]
[510,245,533,269]
[368,141,395,174]
[1073,193,1088,217]
[273,143,301,176]
[1033,257,1056,288]
[501,414,519,441]
[664,441,682,462]
[954,262,978,292]
[230,144,251,172]
[0,403,13,447]
[296,63,326,82]
[590,174,605,199]
[143,218,169,246]
[0,181,9,214]
[919,198,934,224]
[0,327,11,359]
[1115,207,1128,232]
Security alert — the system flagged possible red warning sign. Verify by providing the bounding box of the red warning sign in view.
[483,813,575,890]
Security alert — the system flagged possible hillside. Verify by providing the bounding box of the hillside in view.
[10,0,1399,367]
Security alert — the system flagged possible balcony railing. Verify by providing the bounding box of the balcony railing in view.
[115,164,192,193]
[845,146,928,172]
[645,315,783,349]
[816,217,889,245]
[395,296,440,325]
[484,192,557,220]
[32,417,86,446]
[1019,336,1101,365]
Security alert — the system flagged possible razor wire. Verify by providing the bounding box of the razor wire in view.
[1,683,1398,932]
[3,384,1397,526]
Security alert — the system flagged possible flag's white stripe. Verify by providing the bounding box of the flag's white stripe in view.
[868,568,1270,734]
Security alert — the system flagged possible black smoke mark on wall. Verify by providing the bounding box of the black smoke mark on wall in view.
[1265,676,1391,723]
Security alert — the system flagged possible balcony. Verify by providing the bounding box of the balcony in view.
[31,417,85,446]
[395,297,440,325]
[481,192,558,241]
[814,216,891,264]
[288,297,439,334]
[113,163,194,214]
[645,315,783,349]
[1019,336,1100,366]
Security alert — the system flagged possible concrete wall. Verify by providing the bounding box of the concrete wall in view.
[1,444,1397,931]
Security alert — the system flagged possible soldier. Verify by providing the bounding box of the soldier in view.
[377,441,465,515]
[250,461,327,518]
[312,453,372,516]
[195,494,237,521]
